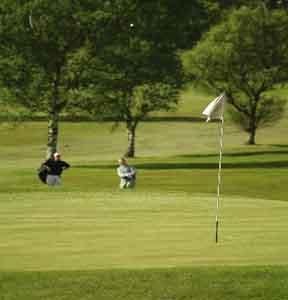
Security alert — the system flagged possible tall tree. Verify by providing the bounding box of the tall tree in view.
[68,0,212,157]
[263,0,288,9]
[184,6,288,145]
[0,0,107,158]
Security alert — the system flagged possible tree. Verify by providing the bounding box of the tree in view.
[0,0,216,158]
[184,6,288,144]
[0,0,107,158]
[263,0,288,9]
[201,0,288,11]
[67,30,182,158]
[68,0,212,158]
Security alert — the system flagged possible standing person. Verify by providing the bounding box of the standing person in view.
[43,152,70,186]
[117,157,136,189]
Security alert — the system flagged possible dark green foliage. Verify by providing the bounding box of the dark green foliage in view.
[0,0,106,156]
[67,1,214,157]
[184,6,288,144]
[0,0,215,157]
[229,95,287,132]
[264,0,288,9]
[0,0,91,111]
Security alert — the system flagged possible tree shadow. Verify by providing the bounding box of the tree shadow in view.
[75,160,288,170]
[177,148,288,159]
[136,161,288,170]
[74,145,288,171]
[270,144,288,149]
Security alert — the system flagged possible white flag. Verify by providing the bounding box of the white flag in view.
[202,93,226,122]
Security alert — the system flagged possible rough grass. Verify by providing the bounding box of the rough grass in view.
[1,266,288,300]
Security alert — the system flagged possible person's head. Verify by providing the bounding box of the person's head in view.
[53,152,61,161]
[118,157,128,166]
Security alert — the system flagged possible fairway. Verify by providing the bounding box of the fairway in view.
[0,90,287,300]
[2,2,288,298]
[1,191,288,271]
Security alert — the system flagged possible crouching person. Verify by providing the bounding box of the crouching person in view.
[117,158,136,189]
[43,152,70,186]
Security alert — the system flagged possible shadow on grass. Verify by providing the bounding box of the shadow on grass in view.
[0,115,206,123]
[270,144,288,149]
[176,148,288,159]
[75,160,288,170]
[73,147,288,170]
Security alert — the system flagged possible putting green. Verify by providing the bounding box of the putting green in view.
[0,191,287,271]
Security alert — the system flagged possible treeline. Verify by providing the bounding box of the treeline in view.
[0,0,287,158]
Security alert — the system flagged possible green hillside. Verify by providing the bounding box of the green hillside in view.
[0,87,287,299]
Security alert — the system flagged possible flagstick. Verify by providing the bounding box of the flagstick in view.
[216,117,224,243]
[202,92,226,243]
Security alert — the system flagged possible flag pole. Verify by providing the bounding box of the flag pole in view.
[216,117,224,243]
[202,92,226,243]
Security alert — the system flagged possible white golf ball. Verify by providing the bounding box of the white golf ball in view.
[130,23,134,27]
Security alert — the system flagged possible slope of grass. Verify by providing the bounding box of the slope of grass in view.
[0,118,287,200]
[0,86,287,299]
[0,152,287,201]
[0,117,287,162]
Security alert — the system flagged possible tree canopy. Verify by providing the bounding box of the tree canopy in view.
[0,0,105,157]
[184,6,288,144]
[1,0,288,155]
[64,0,214,157]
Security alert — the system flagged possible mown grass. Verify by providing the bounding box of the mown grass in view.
[0,86,287,299]
[1,192,288,271]
[0,119,287,200]
[1,152,287,201]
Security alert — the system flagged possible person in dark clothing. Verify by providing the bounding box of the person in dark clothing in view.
[43,152,70,186]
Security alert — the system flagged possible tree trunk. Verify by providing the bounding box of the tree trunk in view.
[46,69,61,159]
[246,102,258,145]
[124,122,137,158]
[46,110,59,159]
[247,114,257,145]
[247,128,256,145]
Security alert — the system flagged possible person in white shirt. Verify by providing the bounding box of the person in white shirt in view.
[117,157,136,189]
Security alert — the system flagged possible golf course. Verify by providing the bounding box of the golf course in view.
[0,87,288,299]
